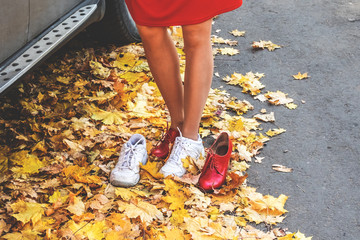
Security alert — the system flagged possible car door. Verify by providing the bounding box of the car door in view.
[0,0,30,63]
[28,0,83,40]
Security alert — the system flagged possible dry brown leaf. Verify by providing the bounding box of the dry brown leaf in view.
[272,164,293,173]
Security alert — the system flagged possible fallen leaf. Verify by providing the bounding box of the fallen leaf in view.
[272,164,293,173]
[140,161,164,180]
[66,195,85,216]
[11,200,45,224]
[265,91,294,105]
[230,29,246,37]
[266,128,286,137]
[254,112,275,122]
[293,72,309,80]
[286,103,298,109]
[118,200,164,224]
[252,40,282,51]
[218,47,240,56]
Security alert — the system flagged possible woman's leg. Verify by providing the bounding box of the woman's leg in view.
[136,25,184,129]
[181,19,214,140]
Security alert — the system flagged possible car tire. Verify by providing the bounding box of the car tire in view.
[90,0,141,45]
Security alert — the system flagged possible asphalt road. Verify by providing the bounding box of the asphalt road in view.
[9,0,358,239]
[211,0,360,239]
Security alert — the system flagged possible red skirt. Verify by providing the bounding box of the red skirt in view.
[125,0,242,27]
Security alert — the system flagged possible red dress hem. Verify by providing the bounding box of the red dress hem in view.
[127,2,242,27]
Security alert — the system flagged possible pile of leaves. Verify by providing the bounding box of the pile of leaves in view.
[0,26,311,239]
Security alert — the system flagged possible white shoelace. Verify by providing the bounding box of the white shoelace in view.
[118,142,141,170]
[167,137,198,167]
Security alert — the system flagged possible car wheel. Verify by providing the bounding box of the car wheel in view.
[91,0,141,45]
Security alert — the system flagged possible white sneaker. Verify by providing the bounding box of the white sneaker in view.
[160,130,205,177]
[110,134,148,187]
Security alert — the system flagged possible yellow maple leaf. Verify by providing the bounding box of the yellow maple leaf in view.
[250,194,288,215]
[293,72,309,80]
[114,187,138,201]
[56,76,71,84]
[293,231,313,240]
[62,165,102,185]
[132,60,150,72]
[112,52,137,71]
[210,217,238,239]
[163,178,182,192]
[162,226,186,240]
[230,29,246,37]
[118,200,164,224]
[235,216,247,227]
[48,189,69,204]
[236,144,252,162]
[105,227,141,240]
[243,206,286,225]
[11,200,45,224]
[265,91,294,105]
[212,36,227,44]
[140,161,164,180]
[63,139,85,152]
[211,36,238,46]
[107,212,128,226]
[67,220,107,240]
[170,208,190,225]
[184,217,220,240]
[89,60,111,79]
[252,40,282,51]
[120,72,149,85]
[279,231,312,240]
[66,196,85,216]
[218,47,240,56]
[84,91,117,104]
[181,155,204,175]
[87,106,126,125]
[286,103,298,109]
[223,72,265,95]
[254,112,275,122]
[232,161,250,172]
[70,117,93,131]
[10,151,45,177]
[266,128,286,137]
[2,230,40,240]
[240,187,288,225]
[226,100,253,115]
[162,189,188,210]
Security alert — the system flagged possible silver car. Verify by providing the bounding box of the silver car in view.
[0,0,140,94]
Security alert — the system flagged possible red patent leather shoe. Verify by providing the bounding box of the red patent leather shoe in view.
[198,132,232,192]
[151,128,180,159]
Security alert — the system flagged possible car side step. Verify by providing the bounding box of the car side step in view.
[0,3,99,94]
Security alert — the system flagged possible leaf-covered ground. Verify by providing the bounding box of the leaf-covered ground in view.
[0,27,311,239]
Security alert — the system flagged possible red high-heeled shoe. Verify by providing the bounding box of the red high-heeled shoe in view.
[151,128,180,159]
[198,132,232,192]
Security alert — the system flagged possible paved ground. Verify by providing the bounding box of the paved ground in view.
[57,0,360,239]
[211,0,360,239]
[7,0,358,239]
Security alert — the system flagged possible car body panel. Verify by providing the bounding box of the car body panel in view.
[28,0,83,40]
[0,0,30,63]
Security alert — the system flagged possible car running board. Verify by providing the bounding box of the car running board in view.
[0,3,99,94]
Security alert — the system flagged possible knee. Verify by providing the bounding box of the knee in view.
[183,29,212,52]
[137,25,168,42]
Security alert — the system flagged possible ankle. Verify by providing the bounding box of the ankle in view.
[181,130,199,141]
[170,121,183,131]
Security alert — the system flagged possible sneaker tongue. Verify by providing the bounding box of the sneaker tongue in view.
[121,146,135,168]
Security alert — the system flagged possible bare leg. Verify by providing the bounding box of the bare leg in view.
[136,25,184,129]
[181,19,214,140]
